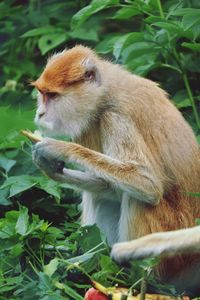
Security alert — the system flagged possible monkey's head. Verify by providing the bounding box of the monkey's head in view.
[32,45,106,139]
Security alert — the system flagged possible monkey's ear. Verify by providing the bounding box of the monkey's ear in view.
[82,58,101,85]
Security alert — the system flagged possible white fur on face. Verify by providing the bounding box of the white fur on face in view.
[35,83,106,139]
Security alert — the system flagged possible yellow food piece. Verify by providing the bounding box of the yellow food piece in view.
[21,130,42,143]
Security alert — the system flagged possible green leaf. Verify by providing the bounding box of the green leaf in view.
[0,107,35,146]
[0,155,16,173]
[15,206,29,236]
[170,8,200,16]
[70,28,98,41]
[122,42,160,62]
[0,276,23,293]
[10,243,23,256]
[0,187,11,206]
[95,35,120,54]
[145,16,164,24]
[38,177,61,200]
[113,32,143,60]
[44,258,59,277]
[38,33,68,55]
[152,21,179,33]
[173,90,191,108]
[1,175,37,198]
[67,248,103,264]
[182,42,200,52]
[112,6,140,19]
[71,0,119,29]
[100,255,119,273]
[182,13,200,31]
[54,281,84,300]
[21,26,58,37]
[38,272,53,291]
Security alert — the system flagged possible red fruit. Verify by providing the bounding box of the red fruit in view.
[85,288,108,300]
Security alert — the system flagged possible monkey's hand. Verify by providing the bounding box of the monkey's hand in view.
[32,138,66,179]
[32,138,109,192]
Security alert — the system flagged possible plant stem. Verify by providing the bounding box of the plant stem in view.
[182,73,200,129]
[140,276,147,300]
[157,0,164,18]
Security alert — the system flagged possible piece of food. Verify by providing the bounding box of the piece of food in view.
[88,281,180,300]
[85,288,108,300]
[21,130,42,143]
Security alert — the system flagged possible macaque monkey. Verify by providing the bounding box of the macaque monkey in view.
[31,45,200,295]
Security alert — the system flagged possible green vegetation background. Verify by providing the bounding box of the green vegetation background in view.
[0,0,200,299]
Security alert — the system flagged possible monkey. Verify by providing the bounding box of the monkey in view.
[31,45,200,295]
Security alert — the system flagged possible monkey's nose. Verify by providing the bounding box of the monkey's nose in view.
[38,112,45,118]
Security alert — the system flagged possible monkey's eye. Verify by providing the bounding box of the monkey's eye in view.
[46,92,59,99]
[84,70,95,81]
[42,92,59,103]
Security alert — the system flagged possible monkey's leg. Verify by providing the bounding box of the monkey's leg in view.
[111,226,200,263]
[32,138,163,205]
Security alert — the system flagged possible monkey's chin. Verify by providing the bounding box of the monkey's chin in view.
[37,121,71,140]
[36,121,58,138]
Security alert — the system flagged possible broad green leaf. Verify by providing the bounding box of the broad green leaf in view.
[0,175,37,198]
[182,13,200,31]
[71,0,119,29]
[145,16,164,23]
[38,177,61,200]
[38,33,68,55]
[70,28,98,41]
[95,35,120,54]
[0,155,16,173]
[170,8,200,16]
[173,90,191,109]
[78,225,103,252]
[10,243,23,256]
[15,206,29,236]
[44,257,59,277]
[100,255,119,273]
[182,42,200,52]
[122,42,160,62]
[21,26,59,37]
[38,272,52,291]
[113,32,143,60]
[152,21,179,33]
[112,6,140,19]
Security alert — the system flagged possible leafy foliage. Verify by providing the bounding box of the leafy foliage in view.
[0,0,200,298]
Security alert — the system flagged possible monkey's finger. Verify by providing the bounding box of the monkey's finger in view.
[53,159,65,174]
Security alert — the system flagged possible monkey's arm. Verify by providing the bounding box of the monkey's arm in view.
[32,150,109,193]
[32,137,163,204]
[111,226,200,263]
